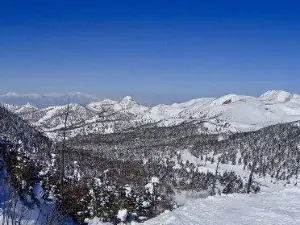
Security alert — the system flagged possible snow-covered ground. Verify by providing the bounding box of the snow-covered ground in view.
[3,186,299,225]
[144,187,300,225]
[85,147,300,225]
[144,150,300,225]
[0,166,72,225]
[84,187,300,225]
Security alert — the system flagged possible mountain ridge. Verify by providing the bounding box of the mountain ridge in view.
[5,90,300,139]
[2,90,300,107]
[0,92,100,106]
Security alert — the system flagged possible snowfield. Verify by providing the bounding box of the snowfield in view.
[143,187,300,225]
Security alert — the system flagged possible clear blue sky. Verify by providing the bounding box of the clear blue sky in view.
[1,0,300,103]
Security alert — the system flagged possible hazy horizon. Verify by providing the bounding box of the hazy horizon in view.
[0,89,298,106]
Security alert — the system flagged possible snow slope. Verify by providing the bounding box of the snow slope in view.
[143,187,300,225]
[84,187,300,225]
[259,90,300,103]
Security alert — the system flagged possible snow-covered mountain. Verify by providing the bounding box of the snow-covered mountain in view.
[0,92,100,107]
[259,90,300,102]
[2,94,300,224]
[6,90,300,139]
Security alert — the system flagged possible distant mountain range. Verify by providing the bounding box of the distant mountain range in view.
[0,92,100,106]
[5,90,300,139]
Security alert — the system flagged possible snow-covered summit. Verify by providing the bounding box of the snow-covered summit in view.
[87,99,118,111]
[5,92,19,97]
[210,94,255,106]
[119,96,138,107]
[121,96,135,103]
[259,90,300,103]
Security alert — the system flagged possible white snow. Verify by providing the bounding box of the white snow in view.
[83,186,300,225]
[142,201,151,208]
[145,183,155,194]
[210,94,254,106]
[145,177,160,195]
[144,187,300,225]
[86,217,112,225]
[36,106,62,125]
[124,185,132,197]
[259,90,300,103]
[151,177,159,184]
[117,209,128,222]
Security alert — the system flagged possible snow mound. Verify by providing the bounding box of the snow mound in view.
[151,177,159,184]
[117,209,128,222]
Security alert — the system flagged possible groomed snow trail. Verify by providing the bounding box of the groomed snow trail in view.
[143,187,300,225]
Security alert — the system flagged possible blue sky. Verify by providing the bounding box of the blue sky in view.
[1,0,300,103]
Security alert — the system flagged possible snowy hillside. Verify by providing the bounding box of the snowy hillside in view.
[143,187,300,225]
[259,90,300,103]
[6,90,300,139]
[2,99,300,224]
[3,187,300,225]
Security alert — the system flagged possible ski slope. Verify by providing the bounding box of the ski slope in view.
[143,187,300,225]
[2,186,299,225]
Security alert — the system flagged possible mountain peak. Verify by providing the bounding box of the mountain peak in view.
[24,102,34,107]
[210,93,254,106]
[259,90,294,102]
[121,96,135,103]
[5,92,19,97]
